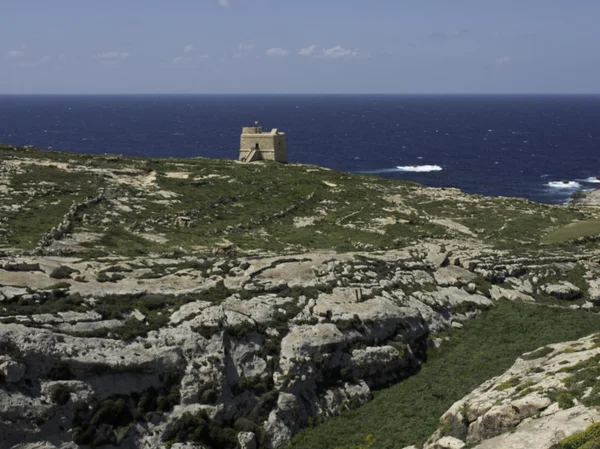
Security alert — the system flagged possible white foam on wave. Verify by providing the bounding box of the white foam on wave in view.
[582,177,600,183]
[396,165,443,173]
[547,181,581,189]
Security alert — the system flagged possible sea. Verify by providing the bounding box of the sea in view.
[1,94,599,204]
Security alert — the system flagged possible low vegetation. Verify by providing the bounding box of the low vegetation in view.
[2,144,599,255]
[72,370,182,447]
[555,422,600,449]
[543,219,600,245]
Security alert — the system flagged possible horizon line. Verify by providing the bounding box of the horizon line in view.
[1,92,600,96]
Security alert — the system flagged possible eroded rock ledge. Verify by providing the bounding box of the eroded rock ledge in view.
[2,241,600,449]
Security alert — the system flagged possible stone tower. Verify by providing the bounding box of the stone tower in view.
[239,124,287,163]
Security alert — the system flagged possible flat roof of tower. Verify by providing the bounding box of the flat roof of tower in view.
[241,127,285,135]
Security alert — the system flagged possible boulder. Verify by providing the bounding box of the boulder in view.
[0,286,29,301]
[588,279,600,302]
[489,285,535,302]
[0,360,26,383]
[238,432,257,449]
[542,282,581,300]
[465,283,477,294]
[433,266,477,287]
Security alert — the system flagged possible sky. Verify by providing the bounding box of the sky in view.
[1,0,599,94]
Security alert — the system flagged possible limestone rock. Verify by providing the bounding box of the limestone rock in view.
[0,286,29,301]
[473,406,600,449]
[434,437,466,449]
[465,283,477,294]
[588,279,600,302]
[489,285,535,302]
[0,359,26,382]
[424,243,449,268]
[0,244,597,449]
[264,393,299,449]
[433,266,477,287]
[238,432,257,449]
[542,281,581,300]
[350,346,405,378]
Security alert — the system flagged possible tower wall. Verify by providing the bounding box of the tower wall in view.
[239,128,287,163]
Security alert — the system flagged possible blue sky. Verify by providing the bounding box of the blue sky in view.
[1,0,599,94]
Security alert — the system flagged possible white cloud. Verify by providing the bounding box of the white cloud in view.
[172,54,210,66]
[495,56,511,65]
[7,50,25,58]
[95,51,130,61]
[429,29,469,39]
[218,0,230,7]
[17,55,51,68]
[233,43,254,58]
[266,47,289,57]
[319,45,359,59]
[184,45,194,53]
[298,45,316,56]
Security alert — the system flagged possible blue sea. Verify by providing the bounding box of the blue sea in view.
[1,95,600,204]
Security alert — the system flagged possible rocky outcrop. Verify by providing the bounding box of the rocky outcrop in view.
[422,334,600,449]
[2,243,600,448]
[542,281,581,300]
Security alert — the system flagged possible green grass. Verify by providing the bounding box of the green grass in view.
[287,301,600,449]
[542,219,600,244]
[1,162,101,249]
[3,144,598,255]
[521,346,554,360]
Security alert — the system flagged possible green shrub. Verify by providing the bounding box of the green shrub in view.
[97,272,124,283]
[49,384,71,405]
[50,265,79,279]
[73,397,133,446]
[547,390,576,409]
[495,377,521,391]
[43,282,71,290]
[47,362,73,381]
[162,411,238,449]
[522,346,554,360]
[560,422,600,448]
[469,277,493,297]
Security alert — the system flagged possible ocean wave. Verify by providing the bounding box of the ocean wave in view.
[547,181,581,189]
[582,177,600,183]
[396,165,443,173]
